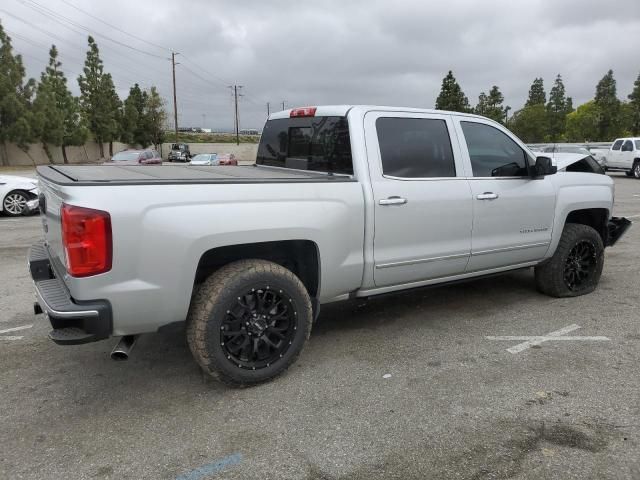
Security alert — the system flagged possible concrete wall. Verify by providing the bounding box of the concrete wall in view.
[1,141,129,166]
[0,141,259,166]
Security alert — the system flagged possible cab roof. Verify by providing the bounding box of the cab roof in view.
[267,105,496,122]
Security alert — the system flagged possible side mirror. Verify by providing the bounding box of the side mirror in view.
[534,156,557,177]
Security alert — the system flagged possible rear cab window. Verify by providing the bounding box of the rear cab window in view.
[257,116,353,174]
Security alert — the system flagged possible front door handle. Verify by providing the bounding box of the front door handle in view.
[379,196,408,206]
[476,192,499,200]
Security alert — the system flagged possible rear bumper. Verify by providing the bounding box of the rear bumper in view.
[606,217,631,247]
[29,242,112,345]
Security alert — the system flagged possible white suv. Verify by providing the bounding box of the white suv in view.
[605,137,640,178]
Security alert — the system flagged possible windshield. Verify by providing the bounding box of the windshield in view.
[111,151,140,161]
[556,146,590,155]
[192,154,212,162]
[172,144,187,151]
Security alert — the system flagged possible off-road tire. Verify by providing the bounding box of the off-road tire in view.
[633,160,640,179]
[186,259,312,387]
[535,223,604,297]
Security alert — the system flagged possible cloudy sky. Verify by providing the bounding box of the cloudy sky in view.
[2,0,640,131]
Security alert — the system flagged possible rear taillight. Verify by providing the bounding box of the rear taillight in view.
[290,107,317,117]
[61,204,112,277]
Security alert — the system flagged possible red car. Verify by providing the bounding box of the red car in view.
[107,149,162,165]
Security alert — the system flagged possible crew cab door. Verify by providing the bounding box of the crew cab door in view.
[364,111,473,287]
[608,139,623,168]
[620,139,635,169]
[453,117,556,271]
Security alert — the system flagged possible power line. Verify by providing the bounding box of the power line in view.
[14,0,170,60]
[57,0,171,52]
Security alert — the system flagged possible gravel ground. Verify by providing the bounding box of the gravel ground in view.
[0,173,639,480]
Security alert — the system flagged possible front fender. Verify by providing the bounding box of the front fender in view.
[544,178,613,259]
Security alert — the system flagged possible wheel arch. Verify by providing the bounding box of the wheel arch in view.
[564,208,609,244]
[193,239,321,312]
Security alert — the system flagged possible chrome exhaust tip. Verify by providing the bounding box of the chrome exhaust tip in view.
[110,335,139,361]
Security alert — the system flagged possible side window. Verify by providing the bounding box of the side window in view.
[622,140,633,152]
[612,140,623,151]
[636,140,640,150]
[145,151,153,160]
[376,117,456,178]
[460,121,529,177]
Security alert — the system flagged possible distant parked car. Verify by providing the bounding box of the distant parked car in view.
[600,137,640,178]
[168,143,191,162]
[107,149,162,165]
[190,153,238,166]
[189,154,218,166]
[215,153,237,165]
[0,174,39,216]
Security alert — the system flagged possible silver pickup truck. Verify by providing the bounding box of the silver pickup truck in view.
[30,105,630,386]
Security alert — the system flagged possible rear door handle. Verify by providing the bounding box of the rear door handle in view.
[476,192,499,200]
[379,196,407,206]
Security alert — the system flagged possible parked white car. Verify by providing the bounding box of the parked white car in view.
[189,154,218,166]
[0,175,39,216]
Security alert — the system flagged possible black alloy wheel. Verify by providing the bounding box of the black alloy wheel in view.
[563,240,598,291]
[221,287,297,370]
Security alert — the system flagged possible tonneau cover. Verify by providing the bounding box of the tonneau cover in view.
[37,164,354,186]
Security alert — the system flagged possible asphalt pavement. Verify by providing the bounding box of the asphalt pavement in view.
[0,173,639,479]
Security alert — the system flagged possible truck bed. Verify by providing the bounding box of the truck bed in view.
[37,164,354,186]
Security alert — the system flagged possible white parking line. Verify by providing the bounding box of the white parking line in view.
[486,324,610,354]
[0,325,33,335]
[0,336,24,341]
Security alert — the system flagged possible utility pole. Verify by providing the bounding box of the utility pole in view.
[229,85,243,146]
[267,102,270,117]
[171,52,179,143]
[281,101,285,111]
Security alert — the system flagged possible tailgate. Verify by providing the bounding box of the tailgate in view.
[37,174,68,280]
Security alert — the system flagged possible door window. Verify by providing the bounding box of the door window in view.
[622,140,634,152]
[460,121,529,177]
[611,140,623,151]
[376,117,455,178]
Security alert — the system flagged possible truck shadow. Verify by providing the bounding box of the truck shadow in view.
[23,268,540,411]
[313,268,537,334]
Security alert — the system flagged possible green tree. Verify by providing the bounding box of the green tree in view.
[120,83,148,146]
[476,86,506,123]
[78,36,120,158]
[627,72,640,135]
[474,91,489,116]
[33,46,87,163]
[144,86,166,149]
[565,101,601,142]
[435,71,471,113]
[546,74,570,141]
[509,104,548,143]
[594,69,621,140]
[0,23,36,165]
[525,78,546,107]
